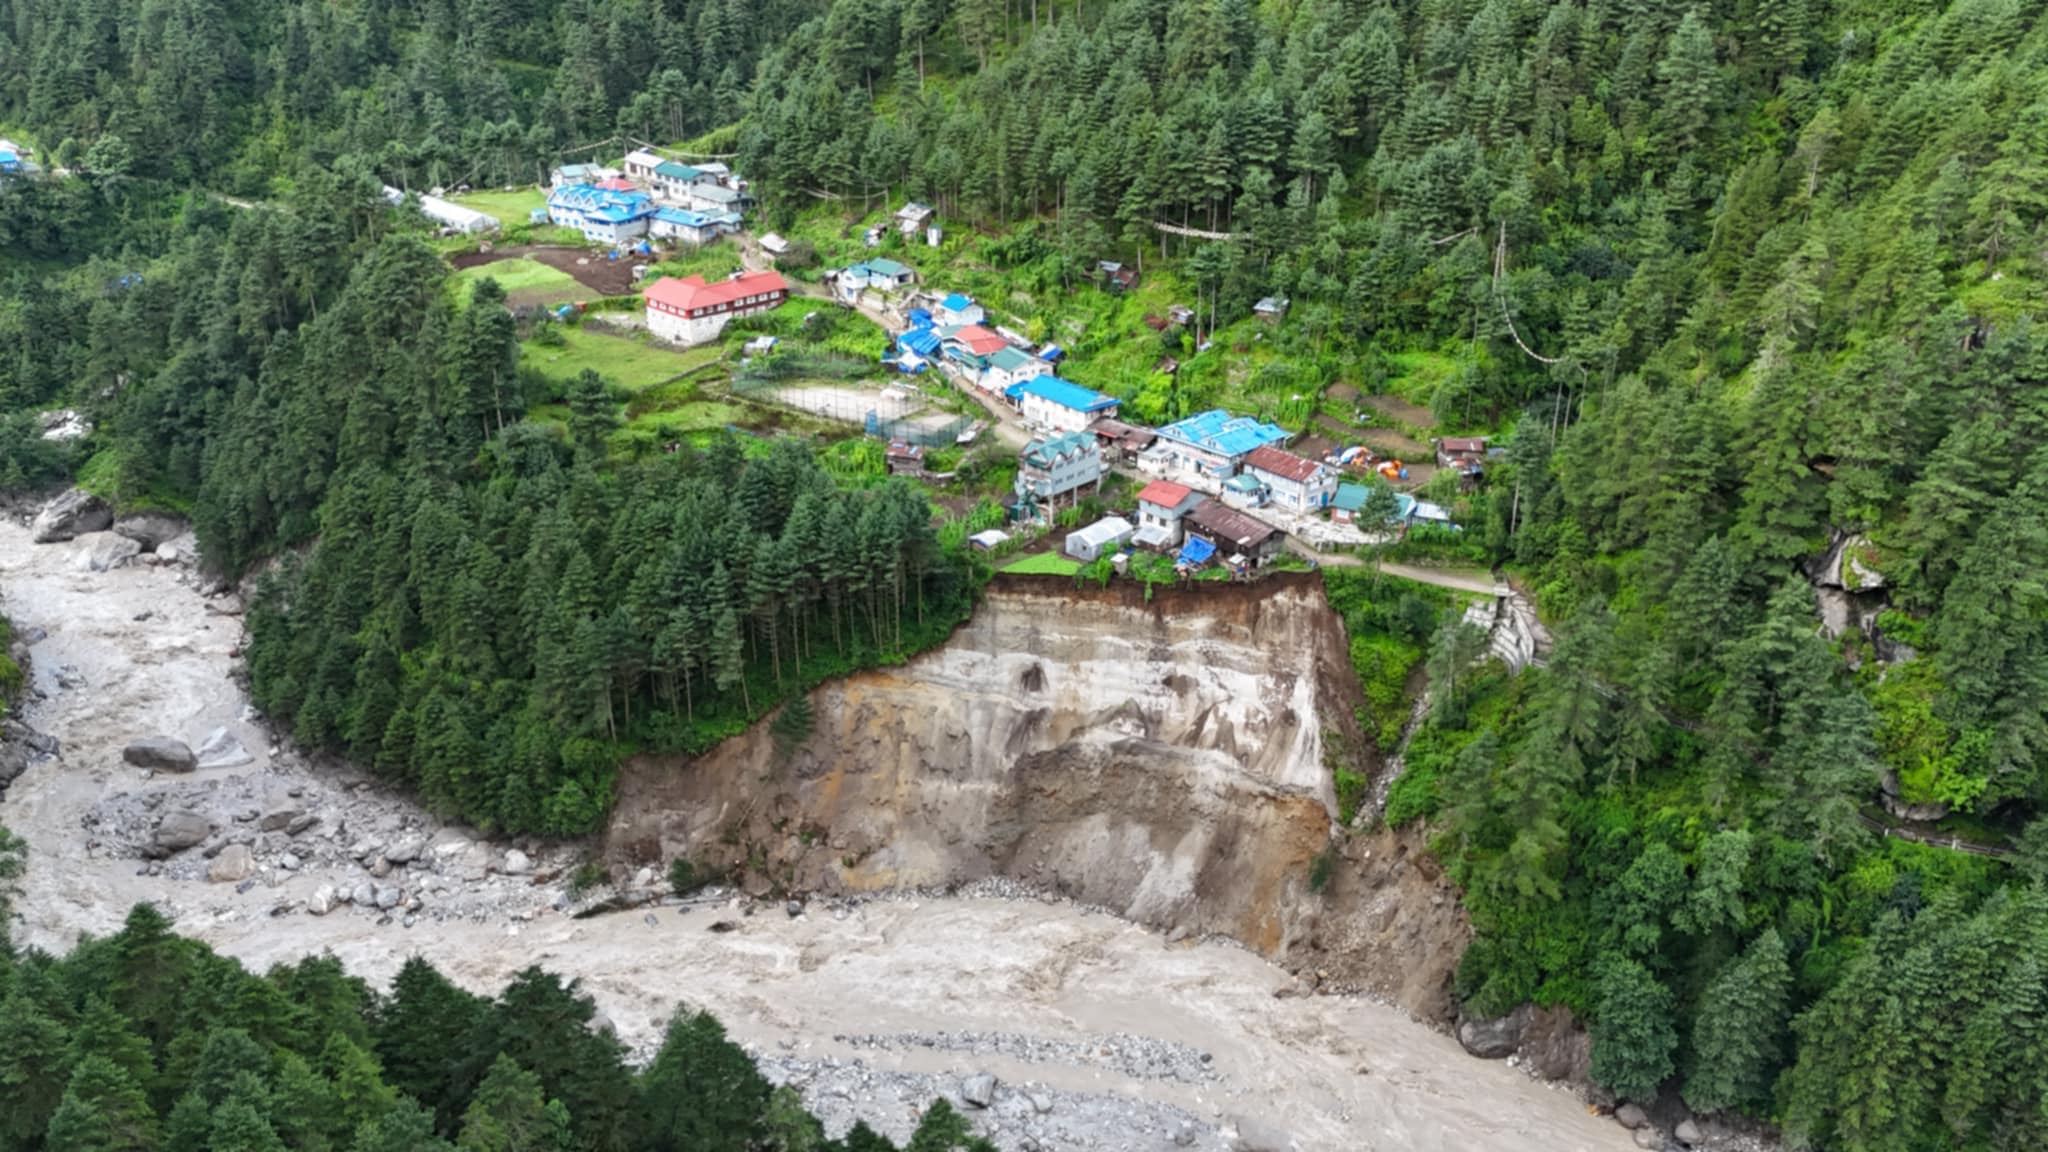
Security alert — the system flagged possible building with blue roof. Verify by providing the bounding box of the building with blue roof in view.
[1013,376,1121,433]
[548,184,655,244]
[937,293,984,327]
[650,207,719,245]
[1144,409,1292,481]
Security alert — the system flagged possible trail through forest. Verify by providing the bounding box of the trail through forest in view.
[0,515,1631,1152]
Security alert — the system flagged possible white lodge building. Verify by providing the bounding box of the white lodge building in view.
[644,271,790,347]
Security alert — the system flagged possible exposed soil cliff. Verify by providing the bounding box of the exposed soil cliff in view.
[609,572,1473,1021]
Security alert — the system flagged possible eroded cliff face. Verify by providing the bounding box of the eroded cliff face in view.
[608,572,1471,1019]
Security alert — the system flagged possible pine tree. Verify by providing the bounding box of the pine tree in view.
[42,1056,159,1152]
[1684,928,1791,1113]
[1589,956,1677,1104]
[457,1055,560,1152]
[636,1011,771,1152]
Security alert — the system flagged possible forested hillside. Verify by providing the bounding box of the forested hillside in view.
[3,0,2048,1146]
[0,890,990,1151]
[0,0,818,192]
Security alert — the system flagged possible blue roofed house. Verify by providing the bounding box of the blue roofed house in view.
[548,185,656,244]
[937,293,985,327]
[838,259,917,301]
[1141,409,1291,482]
[649,207,720,245]
[891,326,944,373]
[1014,430,1105,512]
[1011,376,1121,433]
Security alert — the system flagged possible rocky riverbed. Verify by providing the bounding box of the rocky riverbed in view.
[0,506,1642,1152]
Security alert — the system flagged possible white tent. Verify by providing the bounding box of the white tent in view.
[1064,516,1134,562]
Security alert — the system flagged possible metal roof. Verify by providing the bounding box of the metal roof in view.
[653,207,709,226]
[1015,376,1118,414]
[1155,410,1290,458]
[1020,431,1096,468]
[653,160,700,180]
[1187,502,1279,548]
[1332,483,1372,513]
[1244,445,1326,485]
[1137,480,1197,509]
[941,293,975,311]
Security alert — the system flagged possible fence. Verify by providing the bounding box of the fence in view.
[868,410,974,447]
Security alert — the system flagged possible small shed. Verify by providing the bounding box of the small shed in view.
[1253,296,1290,323]
[759,233,791,257]
[968,529,1010,552]
[1064,516,1135,563]
[886,439,926,476]
[896,201,936,234]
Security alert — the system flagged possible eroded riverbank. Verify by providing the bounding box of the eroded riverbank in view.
[0,514,1632,1152]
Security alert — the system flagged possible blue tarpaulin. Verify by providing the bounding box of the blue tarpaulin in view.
[906,308,934,329]
[1178,537,1217,566]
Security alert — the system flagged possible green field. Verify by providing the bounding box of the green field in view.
[450,186,550,224]
[1001,551,1082,576]
[521,326,724,390]
[456,258,580,301]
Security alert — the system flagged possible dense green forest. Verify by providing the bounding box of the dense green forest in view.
[0,0,820,192]
[4,0,2048,1146]
[0,854,991,1152]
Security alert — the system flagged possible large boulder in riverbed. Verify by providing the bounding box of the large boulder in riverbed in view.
[31,489,113,543]
[196,727,254,770]
[123,737,197,773]
[82,533,142,572]
[113,513,186,551]
[154,810,213,852]
[1456,1011,1524,1059]
[207,844,255,883]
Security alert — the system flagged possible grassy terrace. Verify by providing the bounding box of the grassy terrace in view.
[520,326,724,392]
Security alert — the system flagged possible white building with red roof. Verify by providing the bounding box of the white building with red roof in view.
[1133,479,1207,549]
[1243,445,1338,512]
[644,271,789,347]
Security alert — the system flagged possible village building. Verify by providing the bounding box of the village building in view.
[1220,473,1266,509]
[1243,445,1338,512]
[1133,480,1206,550]
[0,139,36,177]
[1141,409,1291,482]
[1436,436,1489,477]
[684,182,744,214]
[649,160,706,200]
[980,346,1042,394]
[759,233,791,258]
[885,440,925,477]
[1167,304,1196,326]
[643,270,789,347]
[622,149,665,182]
[1253,296,1290,324]
[937,293,985,327]
[547,184,656,244]
[941,325,1010,375]
[1015,431,1105,510]
[550,162,620,188]
[1186,501,1284,566]
[1329,483,1372,524]
[896,201,936,234]
[1010,376,1120,433]
[419,194,498,234]
[1097,261,1139,293]
[890,327,943,373]
[1087,418,1157,465]
[1065,516,1134,563]
[649,207,720,245]
[838,259,917,300]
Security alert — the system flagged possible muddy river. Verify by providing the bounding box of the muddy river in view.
[0,516,1630,1152]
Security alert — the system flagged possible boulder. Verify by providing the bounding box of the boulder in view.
[197,728,255,770]
[113,514,186,551]
[374,885,402,910]
[1633,1128,1664,1150]
[352,883,376,907]
[1515,1003,1592,1082]
[286,814,320,836]
[123,737,197,773]
[384,835,425,865]
[308,885,336,915]
[85,533,143,572]
[1674,1119,1702,1146]
[959,1074,997,1109]
[208,844,255,883]
[1456,1012,1523,1059]
[1228,1115,1297,1152]
[31,489,112,543]
[502,849,533,876]
[154,810,213,852]
[258,806,303,833]
[157,544,181,565]
[1615,1103,1648,1130]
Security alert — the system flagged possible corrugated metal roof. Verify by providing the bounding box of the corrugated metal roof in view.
[653,160,700,180]
[1156,410,1290,458]
[941,293,975,311]
[1137,480,1196,509]
[1332,483,1372,513]
[1187,502,1279,547]
[1020,431,1096,468]
[1015,376,1119,414]
[1245,445,1325,485]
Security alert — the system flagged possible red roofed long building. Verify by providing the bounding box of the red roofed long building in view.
[1243,445,1338,512]
[645,270,789,347]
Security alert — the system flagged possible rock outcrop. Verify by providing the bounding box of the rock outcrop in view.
[609,573,1472,1020]
[30,489,113,543]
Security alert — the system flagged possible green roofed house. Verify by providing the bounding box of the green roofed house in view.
[651,160,704,200]
[1015,430,1105,511]
[983,345,1041,394]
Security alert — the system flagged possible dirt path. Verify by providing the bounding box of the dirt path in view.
[0,517,1629,1152]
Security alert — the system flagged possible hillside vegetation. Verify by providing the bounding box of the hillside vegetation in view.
[2,0,2048,1145]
